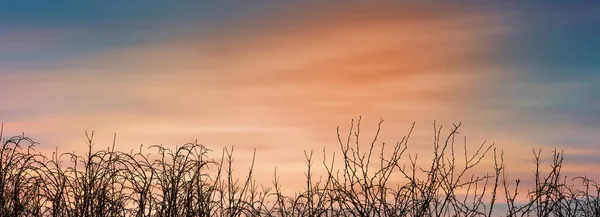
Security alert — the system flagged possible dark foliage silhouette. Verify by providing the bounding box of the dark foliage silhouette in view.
[0,120,598,216]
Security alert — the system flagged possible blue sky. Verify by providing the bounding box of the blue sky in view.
[1,1,599,188]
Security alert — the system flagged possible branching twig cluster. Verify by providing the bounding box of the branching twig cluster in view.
[0,120,597,216]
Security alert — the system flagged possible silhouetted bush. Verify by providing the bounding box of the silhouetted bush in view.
[0,120,598,216]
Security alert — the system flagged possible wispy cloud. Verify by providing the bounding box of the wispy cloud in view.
[1,2,599,186]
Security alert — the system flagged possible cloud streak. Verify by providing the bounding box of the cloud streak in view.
[1,2,599,185]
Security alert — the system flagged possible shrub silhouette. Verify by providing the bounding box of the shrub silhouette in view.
[0,120,598,217]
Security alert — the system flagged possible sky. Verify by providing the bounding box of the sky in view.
[1,1,599,189]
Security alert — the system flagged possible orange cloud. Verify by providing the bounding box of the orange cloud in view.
[1,2,526,188]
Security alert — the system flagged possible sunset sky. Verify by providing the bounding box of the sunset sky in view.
[1,1,599,187]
